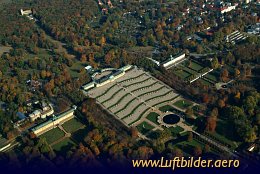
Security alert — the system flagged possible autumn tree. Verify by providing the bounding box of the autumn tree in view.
[193,146,202,157]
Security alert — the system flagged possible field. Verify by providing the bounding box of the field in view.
[62,118,84,133]
[188,61,204,71]
[39,128,65,144]
[52,138,76,152]
[173,70,191,79]
[69,62,87,78]
[159,105,175,112]
[167,126,184,135]
[204,72,218,82]
[146,112,160,125]
[170,59,219,85]
[136,121,154,135]
[173,100,193,110]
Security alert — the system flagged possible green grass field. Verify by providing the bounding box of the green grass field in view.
[136,121,154,135]
[39,128,65,144]
[204,73,218,82]
[52,138,76,152]
[159,105,175,112]
[69,62,87,78]
[210,119,240,150]
[146,112,160,125]
[167,126,184,135]
[173,70,191,79]
[182,66,198,75]
[188,61,204,71]
[173,100,193,110]
[62,118,84,133]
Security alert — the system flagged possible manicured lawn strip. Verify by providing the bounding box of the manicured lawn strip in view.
[159,105,174,112]
[146,91,173,103]
[173,100,193,109]
[188,61,204,71]
[151,95,180,108]
[39,128,65,144]
[146,112,160,125]
[182,66,199,75]
[204,73,218,82]
[167,126,184,135]
[52,138,75,152]
[136,121,154,135]
[62,118,84,133]
[173,70,191,79]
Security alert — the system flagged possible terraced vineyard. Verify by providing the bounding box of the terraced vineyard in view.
[86,67,179,126]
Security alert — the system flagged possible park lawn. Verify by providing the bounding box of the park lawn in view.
[173,70,191,79]
[146,112,160,125]
[72,126,90,143]
[182,66,198,75]
[159,105,175,112]
[69,62,87,78]
[208,120,239,150]
[207,131,237,150]
[136,121,154,135]
[52,138,76,152]
[204,73,218,82]
[189,61,204,71]
[167,126,184,136]
[173,100,193,110]
[39,128,65,144]
[62,118,84,133]
[25,49,53,61]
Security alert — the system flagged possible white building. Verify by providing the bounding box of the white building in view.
[82,65,133,91]
[162,53,186,69]
[220,5,236,14]
[20,9,32,16]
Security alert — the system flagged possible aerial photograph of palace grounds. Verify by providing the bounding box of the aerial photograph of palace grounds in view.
[0,0,260,173]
